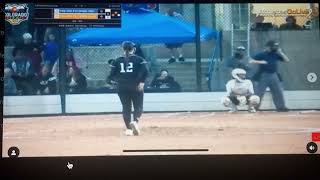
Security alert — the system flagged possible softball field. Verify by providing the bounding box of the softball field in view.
[3,111,320,157]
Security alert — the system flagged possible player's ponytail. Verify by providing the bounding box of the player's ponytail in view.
[122,41,136,61]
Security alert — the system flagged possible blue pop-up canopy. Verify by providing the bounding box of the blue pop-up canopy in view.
[67,9,219,45]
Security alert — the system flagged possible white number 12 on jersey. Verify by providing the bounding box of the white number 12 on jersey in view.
[120,62,133,73]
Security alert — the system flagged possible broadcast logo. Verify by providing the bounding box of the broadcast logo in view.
[5,4,29,25]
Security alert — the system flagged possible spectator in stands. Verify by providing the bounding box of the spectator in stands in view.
[51,58,59,78]
[34,27,47,46]
[66,49,77,68]
[224,46,258,81]
[7,46,35,95]
[44,28,59,43]
[34,64,57,95]
[147,69,181,92]
[165,8,185,64]
[225,46,249,70]
[42,33,59,67]
[303,20,311,30]
[50,49,78,78]
[166,7,184,20]
[95,59,118,94]
[279,16,302,30]
[66,66,87,94]
[21,33,43,75]
[250,13,265,30]
[4,68,17,96]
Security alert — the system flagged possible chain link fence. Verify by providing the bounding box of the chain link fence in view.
[4,3,320,96]
[67,4,207,93]
[71,46,122,88]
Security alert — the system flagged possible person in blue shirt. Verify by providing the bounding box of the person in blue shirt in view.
[42,33,59,67]
[249,40,290,112]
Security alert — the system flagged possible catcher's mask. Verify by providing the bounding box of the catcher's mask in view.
[232,68,246,82]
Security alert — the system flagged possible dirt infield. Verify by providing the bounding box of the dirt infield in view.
[2,111,320,157]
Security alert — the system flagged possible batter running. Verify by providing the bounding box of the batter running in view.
[108,41,148,136]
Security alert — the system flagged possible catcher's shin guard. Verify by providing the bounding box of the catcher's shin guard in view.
[249,95,260,107]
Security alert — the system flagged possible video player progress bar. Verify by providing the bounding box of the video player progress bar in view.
[123,149,209,152]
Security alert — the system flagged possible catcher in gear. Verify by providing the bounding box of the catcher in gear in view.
[222,68,260,113]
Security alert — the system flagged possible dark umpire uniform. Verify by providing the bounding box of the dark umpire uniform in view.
[108,54,148,129]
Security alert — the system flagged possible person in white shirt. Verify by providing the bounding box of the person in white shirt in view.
[222,68,260,113]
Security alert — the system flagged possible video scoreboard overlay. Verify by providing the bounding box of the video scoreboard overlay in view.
[33,3,121,28]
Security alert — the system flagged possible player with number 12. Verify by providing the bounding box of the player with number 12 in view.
[108,41,148,136]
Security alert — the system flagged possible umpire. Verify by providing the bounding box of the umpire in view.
[108,41,149,136]
[249,40,290,112]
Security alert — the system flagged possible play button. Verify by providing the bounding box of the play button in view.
[307,72,317,83]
